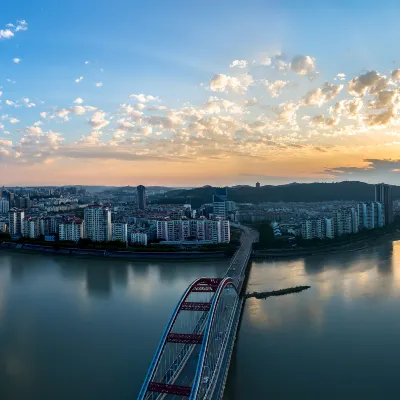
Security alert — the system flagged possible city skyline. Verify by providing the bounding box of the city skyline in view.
[3,1,400,186]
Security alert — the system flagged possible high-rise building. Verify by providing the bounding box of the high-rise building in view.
[22,217,40,239]
[112,222,128,243]
[59,218,84,242]
[8,208,25,236]
[358,202,384,229]
[156,218,230,243]
[301,217,336,240]
[0,198,10,214]
[375,183,393,225]
[213,187,228,218]
[137,185,146,210]
[84,205,112,242]
[335,207,359,236]
[256,182,260,188]
[131,232,148,246]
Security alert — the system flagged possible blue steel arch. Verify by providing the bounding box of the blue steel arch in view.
[137,277,223,399]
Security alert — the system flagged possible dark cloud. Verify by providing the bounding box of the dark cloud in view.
[324,158,400,181]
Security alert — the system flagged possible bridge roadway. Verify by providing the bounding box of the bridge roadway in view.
[137,224,258,400]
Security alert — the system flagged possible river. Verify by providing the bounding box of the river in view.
[1,238,400,399]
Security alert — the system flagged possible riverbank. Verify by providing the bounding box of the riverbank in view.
[0,242,229,260]
[252,231,400,259]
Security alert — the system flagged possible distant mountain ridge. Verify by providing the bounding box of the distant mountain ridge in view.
[150,181,400,207]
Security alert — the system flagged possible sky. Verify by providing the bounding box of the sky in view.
[2,0,400,186]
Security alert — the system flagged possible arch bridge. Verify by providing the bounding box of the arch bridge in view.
[138,225,258,400]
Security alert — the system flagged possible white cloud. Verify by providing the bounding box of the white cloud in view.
[5,100,17,107]
[261,57,272,66]
[84,61,90,64]
[336,73,346,81]
[89,111,109,130]
[129,94,158,103]
[9,118,20,124]
[0,30,14,39]
[266,80,289,98]
[12,58,21,64]
[229,60,248,69]
[301,82,343,106]
[22,98,35,108]
[74,98,84,104]
[245,98,258,107]
[0,138,12,147]
[135,103,146,111]
[15,20,28,32]
[95,82,103,87]
[75,76,84,84]
[209,73,253,93]
[291,55,316,76]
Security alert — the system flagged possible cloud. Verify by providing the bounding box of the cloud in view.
[209,73,253,93]
[5,100,18,107]
[9,118,20,124]
[325,159,400,179]
[22,98,36,108]
[245,98,258,107]
[75,76,84,83]
[291,55,316,76]
[95,82,103,87]
[0,20,28,39]
[229,60,248,69]
[84,61,90,65]
[348,70,390,97]
[0,30,14,39]
[265,80,289,98]
[129,94,159,103]
[392,69,400,81]
[89,111,109,130]
[274,102,299,125]
[301,82,343,106]
[73,98,84,104]
[15,20,28,32]
[12,58,21,64]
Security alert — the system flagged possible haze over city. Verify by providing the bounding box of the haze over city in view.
[1,1,400,186]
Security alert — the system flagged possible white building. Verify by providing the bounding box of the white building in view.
[0,199,9,214]
[22,217,40,239]
[358,202,384,230]
[112,222,128,243]
[301,218,335,240]
[40,216,63,236]
[156,218,230,243]
[325,218,335,239]
[84,205,111,242]
[8,208,25,236]
[59,218,84,242]
[131,232,148,246]
[335,207,358,236]
[213,201,226,219]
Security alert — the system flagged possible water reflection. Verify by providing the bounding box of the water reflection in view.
[0,252,227,400]
[226,237,400,400]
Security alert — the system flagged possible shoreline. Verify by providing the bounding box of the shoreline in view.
[0,242,231,261]
[252,231,400,259]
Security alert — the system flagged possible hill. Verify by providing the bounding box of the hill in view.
[150,181,400,207]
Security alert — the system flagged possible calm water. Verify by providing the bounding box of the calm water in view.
[1,239,400,399]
